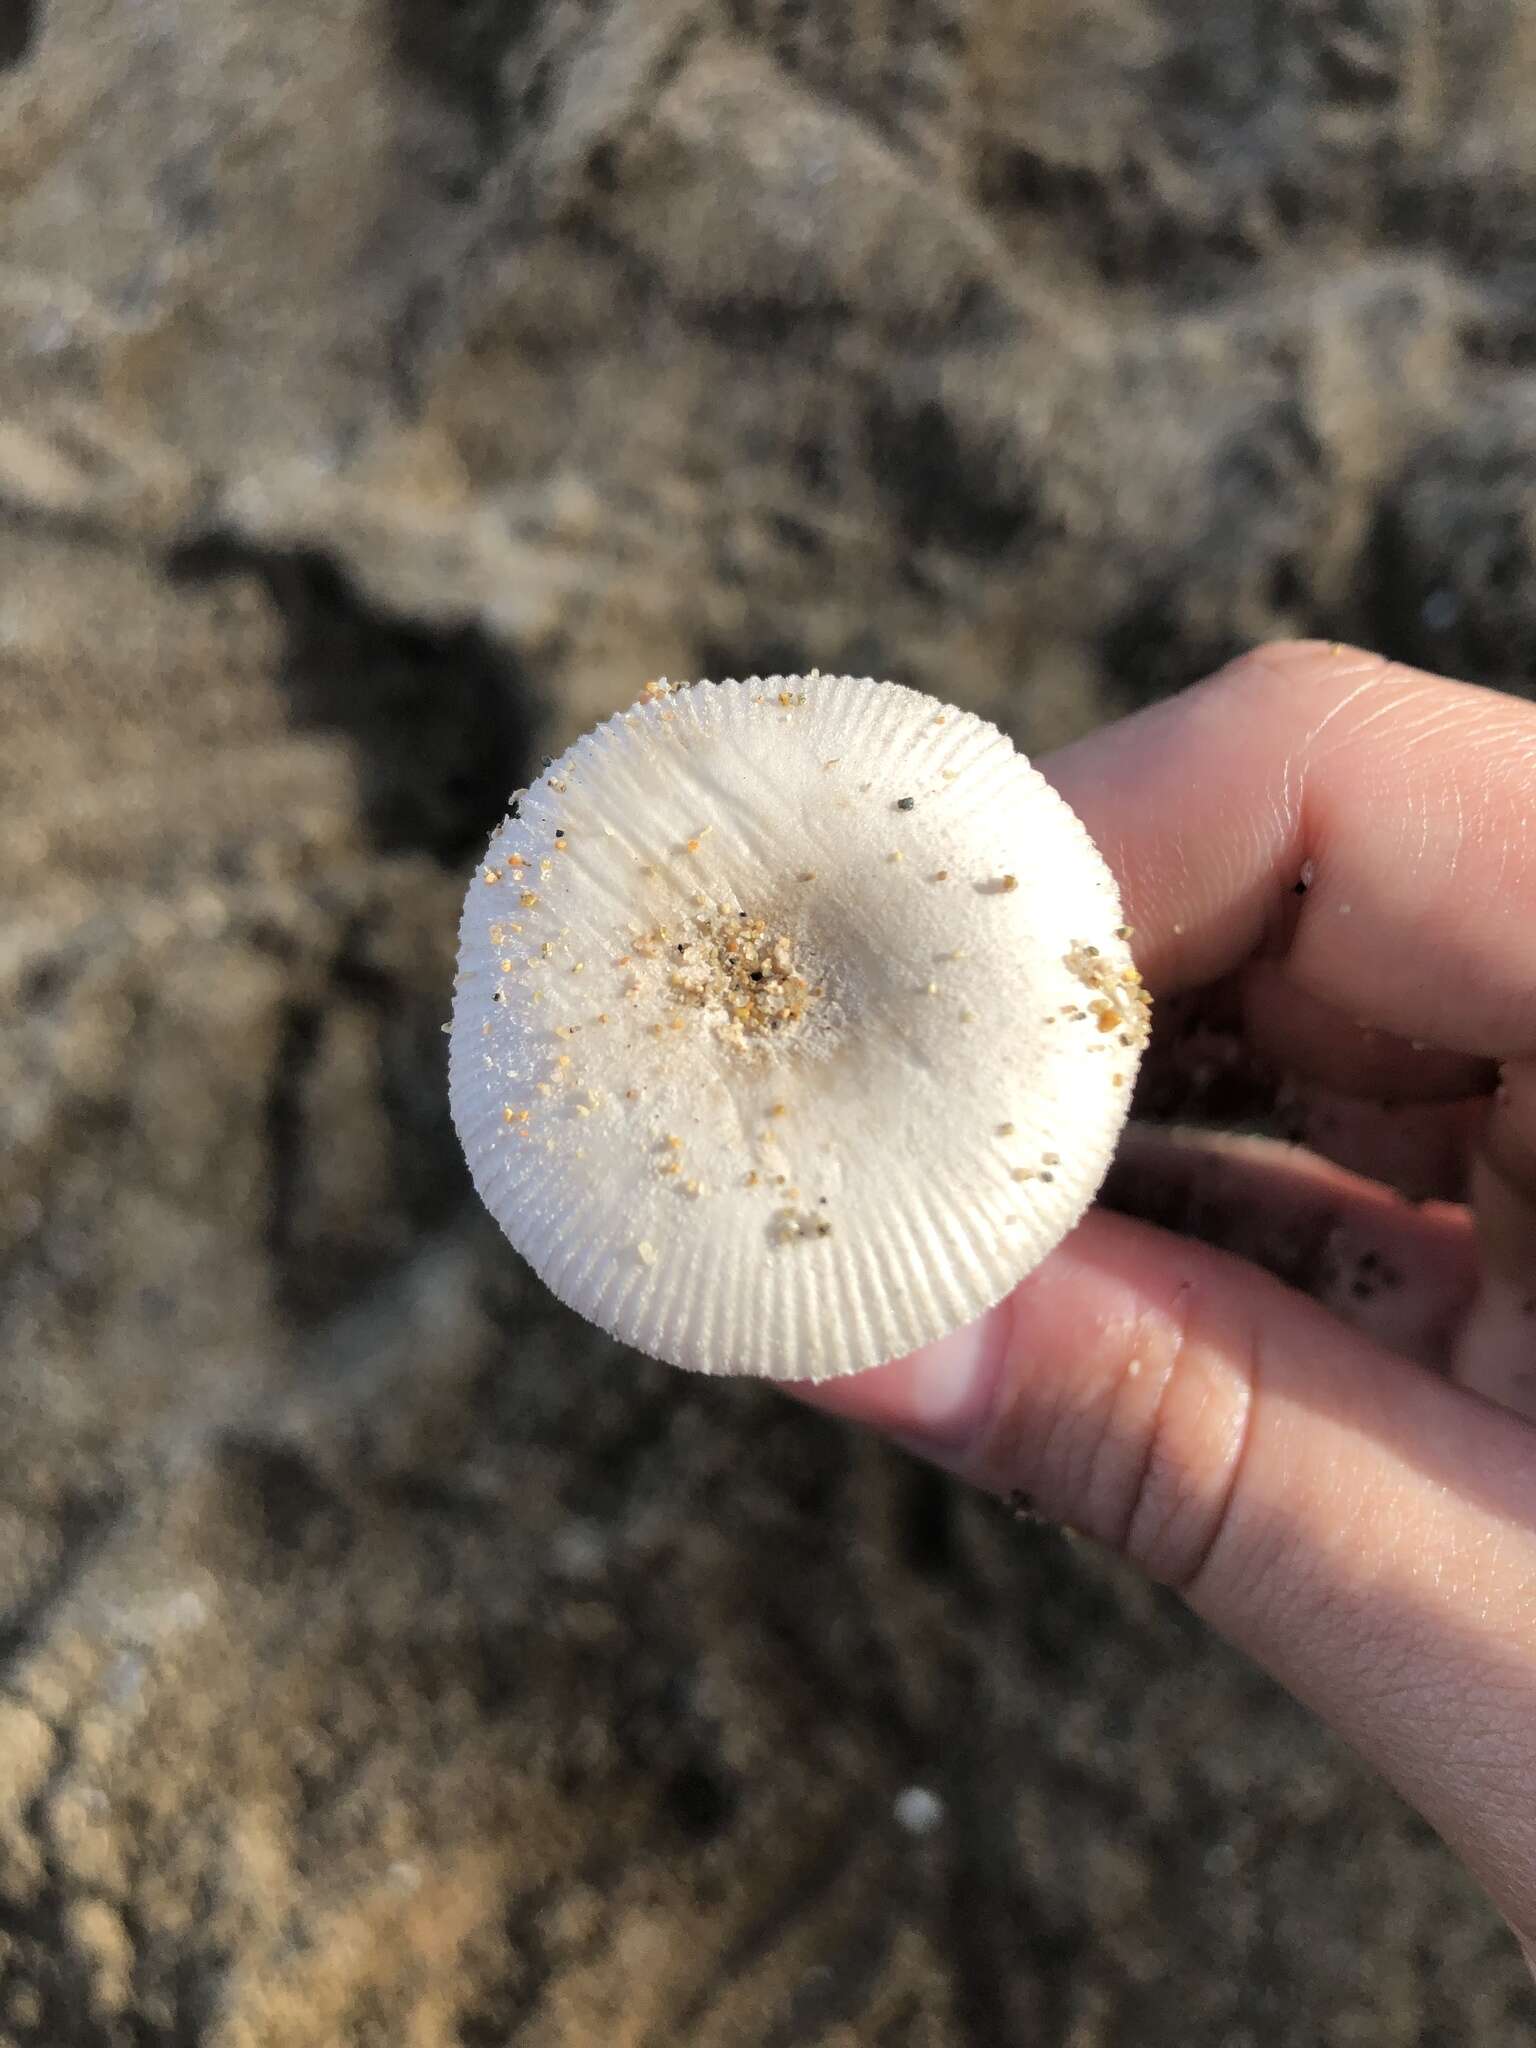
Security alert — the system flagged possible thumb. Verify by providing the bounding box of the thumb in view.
[798,1209,1536,1950]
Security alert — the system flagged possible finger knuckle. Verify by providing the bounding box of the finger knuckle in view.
[1096,1279,1261,1595]
[1213,638,1392,711]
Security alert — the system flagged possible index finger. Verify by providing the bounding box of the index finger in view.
[1044,642,1536,1061]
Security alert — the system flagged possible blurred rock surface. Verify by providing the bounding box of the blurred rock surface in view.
[4,1,1536,2040]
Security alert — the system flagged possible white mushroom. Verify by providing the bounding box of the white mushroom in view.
[449,674,1148,1381]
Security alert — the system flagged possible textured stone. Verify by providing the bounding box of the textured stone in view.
[5,0,1536,2041]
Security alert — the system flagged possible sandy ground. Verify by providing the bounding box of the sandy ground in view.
[4,1,1536,2041]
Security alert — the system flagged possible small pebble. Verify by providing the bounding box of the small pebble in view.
[894,1786,945,1836]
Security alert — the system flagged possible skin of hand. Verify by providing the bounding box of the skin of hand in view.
[794,642,1536,1968]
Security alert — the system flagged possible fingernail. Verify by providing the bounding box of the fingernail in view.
[882,1297,1012,1455]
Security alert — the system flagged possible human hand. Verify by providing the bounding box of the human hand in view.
[795,642,1536,1967]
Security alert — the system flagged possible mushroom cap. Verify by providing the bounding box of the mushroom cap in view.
[449,674,1147,1381]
